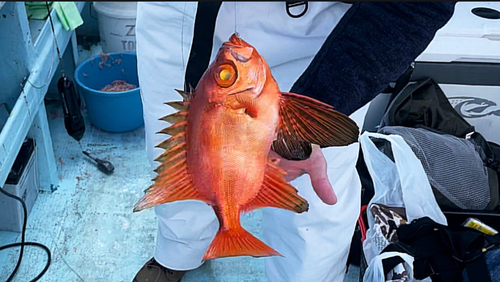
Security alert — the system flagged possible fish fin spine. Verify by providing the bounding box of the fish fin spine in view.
[165,101,189,111]
[159,110,188,124]
[174,88,194,101]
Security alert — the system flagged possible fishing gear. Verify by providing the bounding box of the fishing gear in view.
[58,75,85,141]
[57,76,114,175]
[82,150,114,175]
[47,2,114,175]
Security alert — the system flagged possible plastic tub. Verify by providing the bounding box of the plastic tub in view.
[74,52,143,133]
[93,2,137,53]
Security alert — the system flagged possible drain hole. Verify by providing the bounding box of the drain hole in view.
[471,7,500,20]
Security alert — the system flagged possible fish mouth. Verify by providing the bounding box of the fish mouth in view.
[228,33,248,46]
[223,34,254,62]
[220,44,253,63]
[230,48,252,63]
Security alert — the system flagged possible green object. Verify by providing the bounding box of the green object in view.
[53,2,84,31]
[24,2,84,31]
[25,1,53,20]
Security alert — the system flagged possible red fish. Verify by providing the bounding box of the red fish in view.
[134,33,359,261]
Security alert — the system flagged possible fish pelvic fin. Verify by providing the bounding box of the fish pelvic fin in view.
[203,227,281,261]
[274,92,359,160]
[134,97,207,212]
[242,159,309,213]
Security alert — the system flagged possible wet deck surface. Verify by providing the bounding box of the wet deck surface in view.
[0,45,360,282]
[0,102,360,281]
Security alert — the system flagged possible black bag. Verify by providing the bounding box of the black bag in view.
[383,216,500,282]
[379,78,500,176]
[378,78,500,219]
[350,75,500,269]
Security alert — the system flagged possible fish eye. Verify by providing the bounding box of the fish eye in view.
[215,64,237,88]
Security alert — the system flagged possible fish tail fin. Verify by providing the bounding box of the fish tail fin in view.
[203,227,281,261]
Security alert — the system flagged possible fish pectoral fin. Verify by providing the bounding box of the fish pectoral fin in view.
[236,92,258,117]
[272,134,312,161]
[277,91,360,150]
[226,92,258,117]
[203,227,281,261]
[242,160,308,213]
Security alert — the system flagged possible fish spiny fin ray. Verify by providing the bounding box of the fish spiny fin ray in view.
[165,101,189,111]
[159,110,188,124]
[162,87,193,111]
[153,152,186,176]
[155,132,186,152]
[157,121,187,136]
[277,92,360,150]
[175,88,194,101]
[242,159,309,213]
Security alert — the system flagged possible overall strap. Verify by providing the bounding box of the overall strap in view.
[184,2,222,92]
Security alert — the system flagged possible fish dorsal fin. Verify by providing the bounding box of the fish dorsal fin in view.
[159,110,188,124]
[165,101,189,111]
[134,100,209,212]
[242,158,308,213]
[273,92,359,160]
[175,88,194,101]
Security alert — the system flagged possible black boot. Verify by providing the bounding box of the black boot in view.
[133,257,187,282]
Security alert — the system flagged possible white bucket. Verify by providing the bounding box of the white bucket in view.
[93,2,137,53]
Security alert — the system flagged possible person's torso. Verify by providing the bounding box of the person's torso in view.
[210,2,351,91]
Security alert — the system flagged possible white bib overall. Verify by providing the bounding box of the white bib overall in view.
[136,2,364,281]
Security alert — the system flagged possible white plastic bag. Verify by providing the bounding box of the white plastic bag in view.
[363,251,432,282]
[359,132,447,264]
[363,251,415,282]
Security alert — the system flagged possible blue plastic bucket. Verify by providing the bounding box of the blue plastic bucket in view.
[74,52,143,133]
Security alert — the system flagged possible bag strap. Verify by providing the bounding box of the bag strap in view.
[285,1,308,18]
[184,2,222,91]
[471,132,500,172]
[383,63,415,112]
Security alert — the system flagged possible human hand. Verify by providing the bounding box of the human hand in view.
[268,144,337,205]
